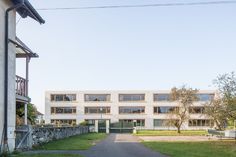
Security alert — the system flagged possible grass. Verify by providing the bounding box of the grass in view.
[143,141,236,157]
[36,133,107,150]
[136,130,207,136]
[14,154,83,157]
[13,133,106,157]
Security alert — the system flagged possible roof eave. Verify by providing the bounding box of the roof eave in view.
[11,0,45,24]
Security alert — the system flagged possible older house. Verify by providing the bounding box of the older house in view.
[0,0,44,152]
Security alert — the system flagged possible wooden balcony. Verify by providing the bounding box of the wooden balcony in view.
[16,75,30,103]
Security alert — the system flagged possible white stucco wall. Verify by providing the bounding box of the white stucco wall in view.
[0,0,16,152]
[45,90,215,130]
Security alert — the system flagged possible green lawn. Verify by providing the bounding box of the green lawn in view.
[36,133,107,150]
[13,133,106,157]
[143,141,236,157]
[14,154,83,157]
[136,130,207,136]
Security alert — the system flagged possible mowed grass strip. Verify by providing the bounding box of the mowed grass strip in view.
[143,141,236,157]
[136,130,207,136]
[14,153,83,157]
[36,133,107,150]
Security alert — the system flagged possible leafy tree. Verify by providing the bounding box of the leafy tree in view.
[204,72,236,130]
[79,121,88,126]
[213,72,236,120]
[167,86,199,133]
[204,99,227,130]
[16,103,37,125]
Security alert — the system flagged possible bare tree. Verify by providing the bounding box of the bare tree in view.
[167,86,199,133]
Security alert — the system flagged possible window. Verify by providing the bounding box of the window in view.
[189,107,205,114]
[119,119,145,127]
[119,106,145,114]
[51,94,76,102]
[51,119,76,125]
[154,94,170,101]
[119,94,145,102]
[188,119,214,127]
[85,119,95,126]
[153,119,170,127]
[51,107,76,114]
[84,94,110,102]
[196,94,214,101]
[84,107,110,114]
[154,106,178,114]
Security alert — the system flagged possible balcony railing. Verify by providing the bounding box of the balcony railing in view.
[16,75,27,97]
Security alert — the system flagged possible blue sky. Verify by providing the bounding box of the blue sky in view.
[16,0,236,113]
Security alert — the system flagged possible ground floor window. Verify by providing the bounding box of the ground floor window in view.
[85,119,95,126]
[188,119,214,127]
[51,119,76,125]
[153,119,170,127]
[119,119,145,127]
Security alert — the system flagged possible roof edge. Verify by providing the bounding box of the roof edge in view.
[11,0,45,24]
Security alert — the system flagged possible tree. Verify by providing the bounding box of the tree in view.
[213,72,236,120]
[167,86,199,133]
[16,103,37,125]
[204,72,236,130]
[204,99,227,130]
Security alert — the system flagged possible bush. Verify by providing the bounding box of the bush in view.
[79,121,88,126]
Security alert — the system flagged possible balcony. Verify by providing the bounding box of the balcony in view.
[15,75,29,103]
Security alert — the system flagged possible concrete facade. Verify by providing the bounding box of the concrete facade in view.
[45,90,216,130]
[0,0,16,151]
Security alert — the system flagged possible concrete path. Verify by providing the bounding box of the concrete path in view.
[139,135,218,142]
[79,134,167,157]
[24,134,167,157]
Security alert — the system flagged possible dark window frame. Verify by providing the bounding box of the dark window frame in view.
[154,106,179,114]
[153,94,171,101]
[50,94,77,102]
[84,94,111,102]
[119,94,145,102]
[188,119,214,127]
[84,107,111,114]
[51,107,76,114]
[119,106,145,114]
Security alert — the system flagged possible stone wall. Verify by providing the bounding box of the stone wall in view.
[15,125,89,150]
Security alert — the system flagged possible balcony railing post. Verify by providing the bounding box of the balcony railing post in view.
[15,75,27,97]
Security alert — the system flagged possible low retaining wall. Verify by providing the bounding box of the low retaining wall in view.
[15,125,89,150]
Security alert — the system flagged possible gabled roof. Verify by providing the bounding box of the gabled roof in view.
[11,0,45,24]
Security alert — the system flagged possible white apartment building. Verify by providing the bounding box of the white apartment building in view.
[45,90,215,132]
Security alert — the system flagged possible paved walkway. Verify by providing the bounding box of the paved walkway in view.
[139,135,218,142]
[24,134,167,157]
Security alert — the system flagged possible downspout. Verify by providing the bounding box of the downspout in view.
[24,56,30,125]
[3,2,24,151]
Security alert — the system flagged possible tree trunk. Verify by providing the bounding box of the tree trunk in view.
[177,127,181,133]
[216,120,223,130]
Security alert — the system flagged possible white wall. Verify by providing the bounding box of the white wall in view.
[0,0,16,152]
[45,90,215,130]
